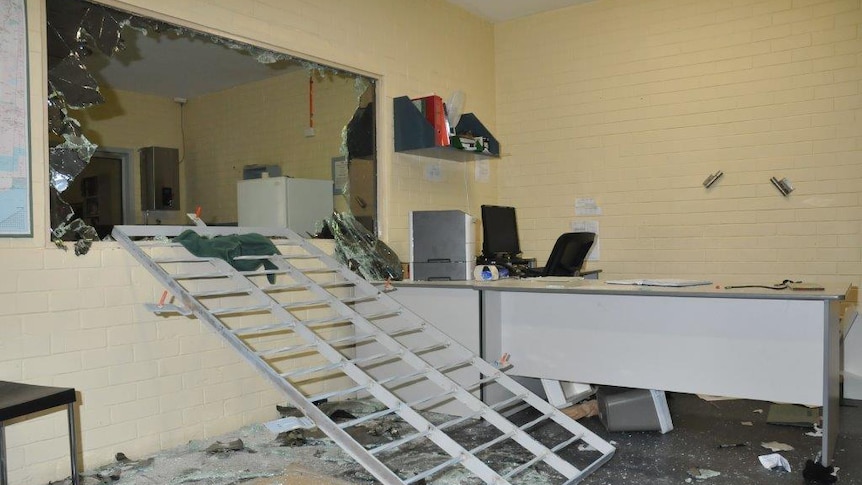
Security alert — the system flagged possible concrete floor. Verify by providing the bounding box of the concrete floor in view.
[71,393,861,485]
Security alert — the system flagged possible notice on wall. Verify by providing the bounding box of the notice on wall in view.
[575,197,602,216]
[474,159,490,183]
[572,220,600,261]
[424,161,443,182]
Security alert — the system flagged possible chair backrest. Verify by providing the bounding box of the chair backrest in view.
[543,232,596,276]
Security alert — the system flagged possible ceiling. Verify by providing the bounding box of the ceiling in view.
[85,29,301,100]
[446,0,597,22]
[86,0,595,100]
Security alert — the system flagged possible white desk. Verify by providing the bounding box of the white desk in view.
[480,279,846,466]
[389,279,848,466]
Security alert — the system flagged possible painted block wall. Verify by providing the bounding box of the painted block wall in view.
[1,0,496,483]
[181,70,357,224]
[495,0,862,287]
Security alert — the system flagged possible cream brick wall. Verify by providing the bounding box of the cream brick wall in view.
[495,0,862,285]
[2,0,496,483]
[182,70,357,223]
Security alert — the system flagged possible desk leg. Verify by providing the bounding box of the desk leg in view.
[822,300,841,465]
[67,404,79,485]
[0,421,6,485]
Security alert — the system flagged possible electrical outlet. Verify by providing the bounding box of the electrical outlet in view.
[304,127,315,137]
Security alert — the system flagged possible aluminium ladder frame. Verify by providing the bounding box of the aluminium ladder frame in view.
[113,224,615,484]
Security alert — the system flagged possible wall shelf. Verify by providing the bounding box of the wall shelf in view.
[393,96,500,161]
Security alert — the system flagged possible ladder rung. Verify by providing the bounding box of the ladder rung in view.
[551,434,582,453]
[136,241,183,247]
[210,303,272,316]
[291,314,348,327]
[502,450,552,481]
[321,281,357,289]
[282,298,331,310]
[368,429,429,455]
[305,384,367,403]
[238,268,289,277]
[256,342,316,358]
[340,293,378,304]
[330,323,423,349]
[382,358,472,390]
[469,430,515,457]
[282,254,321,260]
[232,321,295,337]
[433,394,530,436]
[281,351,399,380]
[301,268,339,274]
[409,341,448,355]
[363,310,401,321]
[171,270,228,280]
[405,455,464,484]
[520,411,554,432]
[281,361,345,379]
[153,256,210,263]
[191,287,252,298]
[262,282,308,292]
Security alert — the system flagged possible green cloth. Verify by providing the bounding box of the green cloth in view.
[173,230,281,283]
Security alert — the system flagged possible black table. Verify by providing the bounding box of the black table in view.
[0,381,79,485]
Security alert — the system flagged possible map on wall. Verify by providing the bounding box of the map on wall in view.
[0,0,32,236]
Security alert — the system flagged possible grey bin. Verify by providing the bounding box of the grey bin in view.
[597,387,663,432]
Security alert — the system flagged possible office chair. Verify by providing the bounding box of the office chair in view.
[526,232,595,277]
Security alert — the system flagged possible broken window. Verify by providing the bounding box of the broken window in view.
[46,0,378,256]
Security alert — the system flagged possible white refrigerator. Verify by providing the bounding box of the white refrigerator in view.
[237,177,333,236]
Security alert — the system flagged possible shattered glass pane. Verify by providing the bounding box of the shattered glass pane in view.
[47,53,104,109]
[47,92,82,138]
[79,7,128,56]
[46,0,378,252]
[49,133,97,192]
[328,212,402,281]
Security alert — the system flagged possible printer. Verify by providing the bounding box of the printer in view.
[409,210,476,281]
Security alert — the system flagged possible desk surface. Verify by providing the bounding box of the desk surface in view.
[396,278,849,301]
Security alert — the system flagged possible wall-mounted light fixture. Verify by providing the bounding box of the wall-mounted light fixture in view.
[702,170,723,189]
[770,176,794,196]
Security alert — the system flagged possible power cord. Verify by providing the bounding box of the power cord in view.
[724,279,801,290]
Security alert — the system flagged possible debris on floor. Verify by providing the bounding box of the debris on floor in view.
[716,442,747,449]
[806,423,824,437]
[205,438,250,454]
[686,467,721,480]
[741,421,754,426]
[561,399,599,420]
[761,441,795,452]
[759,453,792,472]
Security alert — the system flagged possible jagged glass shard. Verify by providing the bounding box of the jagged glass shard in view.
[79,7,128,55]
[328,212,402,281]
[48,53,104,108]
[49,134,97,192]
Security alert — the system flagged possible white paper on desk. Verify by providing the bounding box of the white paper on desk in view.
[606,279,712,287]
[571,220,599,261]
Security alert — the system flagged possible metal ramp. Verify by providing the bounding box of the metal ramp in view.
[113,224,615,484]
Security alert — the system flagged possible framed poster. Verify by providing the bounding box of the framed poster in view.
[0,0,32,236]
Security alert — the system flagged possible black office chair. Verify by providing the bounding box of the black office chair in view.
[526,232,595,277]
